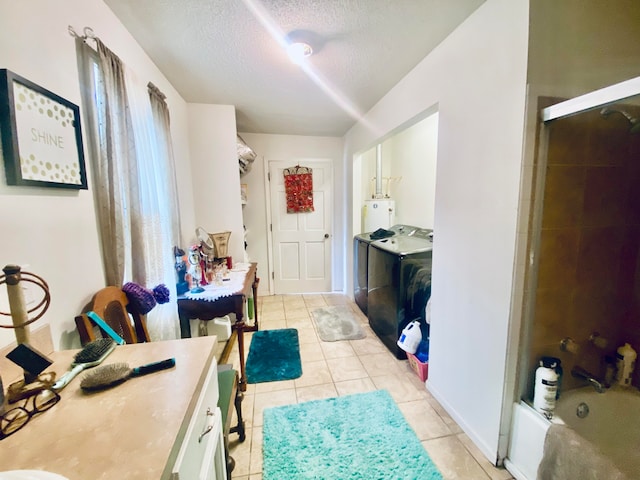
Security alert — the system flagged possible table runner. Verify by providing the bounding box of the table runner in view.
[184,262,251,302]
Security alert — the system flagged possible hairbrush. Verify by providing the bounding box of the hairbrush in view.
[52,338,116,391]
[80,357,176,391]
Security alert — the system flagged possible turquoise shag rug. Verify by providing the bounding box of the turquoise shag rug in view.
[263,389,443,479]
[245,328,302,384]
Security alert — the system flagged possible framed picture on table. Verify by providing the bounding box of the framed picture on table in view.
[0,69,88,189]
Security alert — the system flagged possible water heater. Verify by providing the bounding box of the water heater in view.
[363,199,395,232]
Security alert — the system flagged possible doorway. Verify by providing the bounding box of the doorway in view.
[268,159,333,294]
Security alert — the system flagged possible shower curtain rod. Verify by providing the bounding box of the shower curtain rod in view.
[542,76,640,123]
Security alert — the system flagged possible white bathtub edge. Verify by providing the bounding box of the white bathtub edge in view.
[505,401,550,480]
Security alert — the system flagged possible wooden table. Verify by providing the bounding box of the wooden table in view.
[177,262,259,391]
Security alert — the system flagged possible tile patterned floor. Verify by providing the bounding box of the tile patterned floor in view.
[225,293,514,480]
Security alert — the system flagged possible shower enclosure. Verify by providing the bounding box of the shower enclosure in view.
[506,76,640,480]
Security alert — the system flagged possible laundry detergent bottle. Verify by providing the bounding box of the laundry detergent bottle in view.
[533,356,560,419]
[397,321,422,354]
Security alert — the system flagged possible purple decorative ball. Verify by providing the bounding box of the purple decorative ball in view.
[122,282,170,315]
[153,284,170,304]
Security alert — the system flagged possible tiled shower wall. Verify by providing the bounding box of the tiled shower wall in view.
[526,102,640,398]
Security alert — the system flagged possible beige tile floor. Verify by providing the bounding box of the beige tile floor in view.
[225,293,514,480]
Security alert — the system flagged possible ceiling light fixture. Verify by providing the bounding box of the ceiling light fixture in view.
[287,42,313,65]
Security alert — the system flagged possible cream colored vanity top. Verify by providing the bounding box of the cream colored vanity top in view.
[0,336,218,479]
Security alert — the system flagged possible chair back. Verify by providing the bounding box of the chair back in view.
[75,286,151,345]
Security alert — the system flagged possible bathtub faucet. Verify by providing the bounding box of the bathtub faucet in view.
[571,366,605,393]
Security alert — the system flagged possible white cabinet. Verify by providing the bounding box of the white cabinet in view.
[171,358,226,479]
[198,408,226,480]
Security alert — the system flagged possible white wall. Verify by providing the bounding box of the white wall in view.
[187,104,244,261]
[362,143,393,201]
[355,113,438,232]
[356,143,392,232]
[0,0,195,350]
[237,133,344,294]
[344,0,529,462]
[386,112,438,229]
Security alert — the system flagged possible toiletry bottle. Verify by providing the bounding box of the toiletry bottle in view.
[615,343,637,388]
[533,356,559,419]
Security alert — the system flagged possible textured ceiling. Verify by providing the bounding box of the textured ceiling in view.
[104,0,485,136]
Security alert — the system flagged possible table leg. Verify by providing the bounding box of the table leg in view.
[235,321,247,391]
[252,277,260,331]
[178,311,192,338]
[243,276,260,333]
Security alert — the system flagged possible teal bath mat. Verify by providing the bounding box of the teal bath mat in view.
[245,328,302,383]
[263,389,443,479]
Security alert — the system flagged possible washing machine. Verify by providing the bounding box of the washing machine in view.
[353,225,412,315]
[367,228,433,359]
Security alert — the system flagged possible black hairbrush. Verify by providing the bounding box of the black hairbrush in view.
[80,358,176,391]
[52,338,116,391]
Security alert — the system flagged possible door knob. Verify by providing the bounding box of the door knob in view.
[324,233,329,239]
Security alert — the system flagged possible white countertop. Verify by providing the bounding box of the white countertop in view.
[0,336,217,479]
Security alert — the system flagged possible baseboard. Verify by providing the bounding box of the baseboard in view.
[503,459,529,480]
[426,380,498,465]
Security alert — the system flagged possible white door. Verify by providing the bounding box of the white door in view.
[269,160,332,293]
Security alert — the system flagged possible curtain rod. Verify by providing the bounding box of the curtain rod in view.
[68,25,168,102]
[68,25,98,42]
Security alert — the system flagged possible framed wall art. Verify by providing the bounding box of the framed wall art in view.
[0,69,87,189]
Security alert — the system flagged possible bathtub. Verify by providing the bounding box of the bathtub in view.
[504,386,640,480]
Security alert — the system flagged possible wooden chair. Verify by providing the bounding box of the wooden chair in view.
[217,364,246,477]
[75,286,151,345]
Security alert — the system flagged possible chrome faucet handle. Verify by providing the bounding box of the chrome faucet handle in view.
[571,366,605,393]
[589,332,608,349]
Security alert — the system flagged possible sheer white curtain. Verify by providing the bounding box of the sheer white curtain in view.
[77,37,181,340]
[124,67,180,341]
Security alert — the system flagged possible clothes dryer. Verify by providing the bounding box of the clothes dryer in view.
[367,228,433,359]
